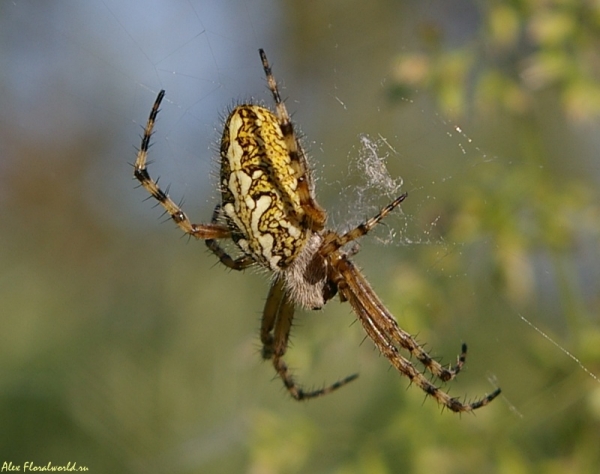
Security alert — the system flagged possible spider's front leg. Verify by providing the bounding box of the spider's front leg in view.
[332,254,501,412]
[321,194,467,381]
[260,277,358,400]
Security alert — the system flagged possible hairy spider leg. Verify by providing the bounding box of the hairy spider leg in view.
[204,205,255,270]
[322,192,466,380]
[259,49,326,231]
[134,90,231,240]
[261,277,358,399]
[333,255,501,412]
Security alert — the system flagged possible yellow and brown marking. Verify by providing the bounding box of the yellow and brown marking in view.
[220,105,313,271]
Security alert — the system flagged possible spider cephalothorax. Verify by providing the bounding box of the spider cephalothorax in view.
[133,49,501,412]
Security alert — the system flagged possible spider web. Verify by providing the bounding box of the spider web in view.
[335,133,406,246]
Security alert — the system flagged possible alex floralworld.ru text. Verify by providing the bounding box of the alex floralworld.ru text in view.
[1,462,88,472]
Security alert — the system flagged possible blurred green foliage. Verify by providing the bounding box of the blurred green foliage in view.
[392,0,600,120]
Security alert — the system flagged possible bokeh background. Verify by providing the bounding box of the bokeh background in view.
[1,1,600,473]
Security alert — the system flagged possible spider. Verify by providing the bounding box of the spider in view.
[133,49,501,413]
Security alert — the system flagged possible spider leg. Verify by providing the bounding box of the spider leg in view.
[321,192,467,378]
[320,192,408,256]
[205,239,255,270]
[332,255,500,412]
[338,256,465,381]
[134,90,231,240]
[261,277,358,400]
[259,49,326,232]
[348,287,499,412]
[204,205,255,270]
[321,192,469,380]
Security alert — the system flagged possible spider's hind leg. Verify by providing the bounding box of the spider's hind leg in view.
[134,91,232,240]
[204,205,255,271]
[259,49,326,232]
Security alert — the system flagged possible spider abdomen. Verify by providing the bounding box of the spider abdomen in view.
[220,105,310,271]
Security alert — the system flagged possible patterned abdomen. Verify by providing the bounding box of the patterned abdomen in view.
[220,105,310,271]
